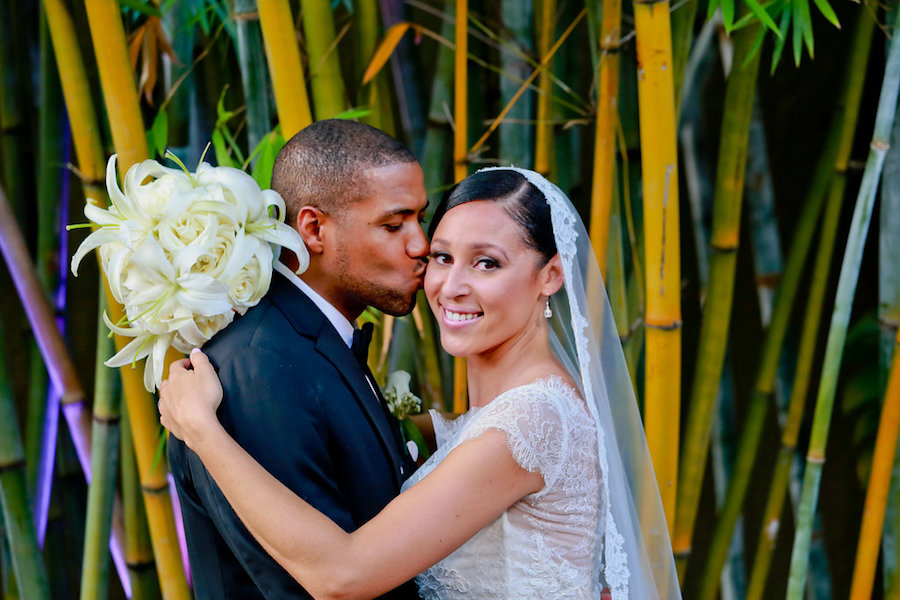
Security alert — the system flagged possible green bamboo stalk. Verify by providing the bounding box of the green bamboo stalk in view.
[670,0,699,112]
[881,23,900,590]
[120,403,160,600]
[26,7,64,496]
[0,521,16,598]
[786,7,900,595]
[0,1,27,229]
[0,313,50,599]
[499,0,533,166]
[674,21,762,573]
[300,0,348,119]
[80,292,122,600]
[698,6,873,586]
[355,0,390,133]
[234,0,272,154]
[421,1,455,216]
[743,124,847,600]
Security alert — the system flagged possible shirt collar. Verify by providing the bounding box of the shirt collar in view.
[274,261,355,348]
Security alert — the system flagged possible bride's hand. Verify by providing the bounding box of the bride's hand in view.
[159,349,224,449]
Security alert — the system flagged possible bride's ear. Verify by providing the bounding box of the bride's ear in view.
[540,254,564,297]
[295,206,327,254]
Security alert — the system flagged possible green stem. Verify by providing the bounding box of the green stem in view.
[786,6,900,596]
[674,21,762,572]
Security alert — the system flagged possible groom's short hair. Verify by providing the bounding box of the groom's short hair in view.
[272,119,417,227]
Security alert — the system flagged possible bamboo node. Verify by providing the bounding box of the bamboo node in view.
[141,482,171,496]
[0,458,26,473]
[807,454,826,464]
[234,10,259,20]
[645,319,683,331]
[92,413,122,425]
[125,559,157,572]
[709,242,739,253]
[871,140,891,152]
[673,547,692,559]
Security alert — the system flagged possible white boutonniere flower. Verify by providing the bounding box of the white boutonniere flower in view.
[382,370,429,461]
[71,152,309,392]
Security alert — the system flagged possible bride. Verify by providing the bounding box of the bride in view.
[159,167,681,599]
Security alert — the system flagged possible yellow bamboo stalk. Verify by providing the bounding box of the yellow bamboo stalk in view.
[534,0,556,175]
[589,0,622,279]
[81,1,189,596]
[633,0,681,532]
[257,0,312,137]
[453,0,468,413]
[299,0,348,119]
[850,325,900,599]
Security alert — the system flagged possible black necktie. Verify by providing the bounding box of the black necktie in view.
[351,321,374,368]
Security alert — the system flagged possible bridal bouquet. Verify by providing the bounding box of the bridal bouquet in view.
[71,153,308,392]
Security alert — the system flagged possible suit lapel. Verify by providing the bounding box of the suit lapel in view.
[267,273,407,488]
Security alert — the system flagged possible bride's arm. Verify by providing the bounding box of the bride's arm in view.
[160,350,542,600]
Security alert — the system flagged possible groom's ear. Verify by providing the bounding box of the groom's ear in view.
[296,206,327,254]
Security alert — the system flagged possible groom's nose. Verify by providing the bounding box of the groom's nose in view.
[406,224,429,260]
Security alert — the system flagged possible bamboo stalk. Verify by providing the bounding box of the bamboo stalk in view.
[256,0,312,138]
[698,6,873,588]
[81,2,190,596]
[786,7,900,595]
[673,21,761,574]
[234,0,273,154]
[26,7,64,498]
[633,0,681,529]
[300,0,348,120]
[378,0,425,153]
[421,1,455,214]
[743,127,847,600]
[850,325,900,598]
[498,0,534,166]
[79,291,122,600]
[120,404,161,600]
[588,0,620,278]
[453,0,468,414]
[0,1,27,229]
[881,6,900,587]
[356,0,388,132]
[0,313,50,599]
[534,0,556,174]
[670,0,699,112]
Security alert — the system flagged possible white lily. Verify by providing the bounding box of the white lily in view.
[71,152,310,391]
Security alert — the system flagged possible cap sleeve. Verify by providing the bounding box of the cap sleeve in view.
[460,380,572,491]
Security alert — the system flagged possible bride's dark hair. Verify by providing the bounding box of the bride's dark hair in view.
[429,170,557,265]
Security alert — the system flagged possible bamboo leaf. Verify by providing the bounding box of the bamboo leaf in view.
[811,0,840,29]
[147,106,167,158]
[708,0,722,22]
[249,130,287,190]
[798,0,815,58]
[722,0,736,31]
[118,0,162,18]
[333,106,374,120]
[770,5,792,73]
[792,0,803,65]
[742,0,780,34]
[362,22,413,84]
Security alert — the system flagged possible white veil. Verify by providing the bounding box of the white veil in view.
[478,167,682,600]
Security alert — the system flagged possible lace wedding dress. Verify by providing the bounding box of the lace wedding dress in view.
[401,376,610,599]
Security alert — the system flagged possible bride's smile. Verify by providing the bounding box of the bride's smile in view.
[425,200,559,361]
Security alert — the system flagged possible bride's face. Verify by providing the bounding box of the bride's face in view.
[425,200,561,358]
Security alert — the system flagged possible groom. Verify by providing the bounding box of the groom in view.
[168,120,427,599]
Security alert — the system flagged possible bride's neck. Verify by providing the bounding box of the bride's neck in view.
[465,322,559,408]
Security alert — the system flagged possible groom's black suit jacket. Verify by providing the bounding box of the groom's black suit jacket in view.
[168,272,419,599]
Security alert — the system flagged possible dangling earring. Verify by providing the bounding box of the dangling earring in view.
[544,297,553,319]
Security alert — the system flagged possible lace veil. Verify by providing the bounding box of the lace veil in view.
[478,167,682,600]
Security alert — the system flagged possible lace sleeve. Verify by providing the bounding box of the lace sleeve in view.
[460,380,571,492]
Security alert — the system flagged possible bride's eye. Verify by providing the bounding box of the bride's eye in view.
[429,251,451,265]
[475,257,500,271]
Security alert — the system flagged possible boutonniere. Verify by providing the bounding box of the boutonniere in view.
[382,370,429,461]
